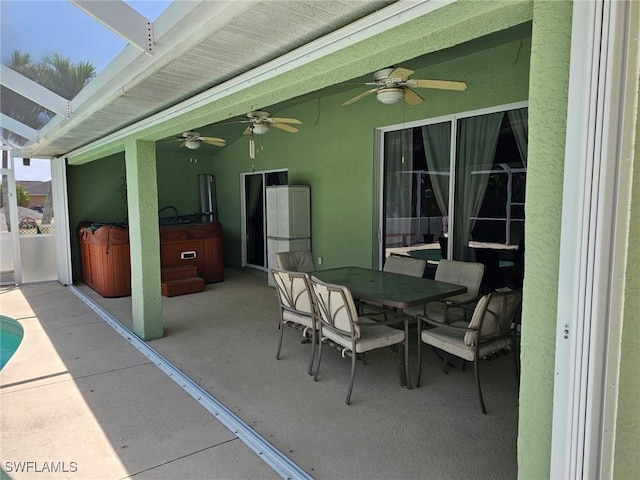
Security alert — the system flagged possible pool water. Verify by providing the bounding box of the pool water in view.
[1,315,24,369]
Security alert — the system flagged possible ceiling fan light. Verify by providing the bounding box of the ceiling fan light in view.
[184,139,201,149]
[252,124,269,135]
[377,87,405,104]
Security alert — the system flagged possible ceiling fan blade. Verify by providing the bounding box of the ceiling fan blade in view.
[404,87,424,106]
[271,122,299,133]
[411,79,468,91]
[201,136,226,147]
[216,118,251,127]
[342,87,379,106]
[270,117,302,125]
[242,126,253,135]
[389,67,414,80]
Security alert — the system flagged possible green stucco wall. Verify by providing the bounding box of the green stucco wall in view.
[614,44,640,476]
[156,154,215,217]
[213,35,531,269]
[518,1,573,477]
[67,153,127,282]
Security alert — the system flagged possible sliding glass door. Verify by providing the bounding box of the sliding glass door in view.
[241,170,287,269]
[378,102,528,290]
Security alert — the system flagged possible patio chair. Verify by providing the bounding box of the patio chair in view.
[405,259,485,324]
[271,269,317,375]
[382,254,427,277]
[310,276,406,405]
[416,289,522,414]
[360,255,426,318]
[275,250,316,272]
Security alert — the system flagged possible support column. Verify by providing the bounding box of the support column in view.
[125,139,163,340]
[519,0,573,477]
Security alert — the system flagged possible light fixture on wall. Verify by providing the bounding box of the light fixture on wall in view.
[376,87,405,104]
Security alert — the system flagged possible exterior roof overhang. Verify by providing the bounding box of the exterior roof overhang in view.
[1,0,398,158]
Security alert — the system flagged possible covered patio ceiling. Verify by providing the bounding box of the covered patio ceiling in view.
[0,0,400,159]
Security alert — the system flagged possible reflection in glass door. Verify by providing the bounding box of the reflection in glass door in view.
[242,170,287,269]
[379,104,528,290]
[382,122,451,263]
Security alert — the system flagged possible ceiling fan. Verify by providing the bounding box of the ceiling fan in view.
[342,66,467,106]
[230,111,302,135]
[160,131,226,150]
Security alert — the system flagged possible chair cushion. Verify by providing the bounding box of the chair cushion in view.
[383,256,426,278]
[282,310,315,330]
[464,290,522,345]
[276,251,315,272]
[322,318,405,354]
[272,270,314,314]
[421,322,475,361]
[464,294,490,346]
[435,260,485,303]
[421,321,512,362]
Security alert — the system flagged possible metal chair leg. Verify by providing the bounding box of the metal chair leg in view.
[513,337,521,389]
[276,320,285,360]
[403,319,410,389]
[307,328,317,376]
[443,351,449,374]
[474,359,487,414]
[346,351,357,405]
[314,337,323,382]
[417,322,423,388]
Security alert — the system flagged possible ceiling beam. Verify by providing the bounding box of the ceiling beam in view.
[69,0,154,55]
[0,64,71,118]
[1,114,38,142]
[1,136,23,151]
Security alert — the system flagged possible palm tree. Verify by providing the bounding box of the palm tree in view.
[3,50,96,227]
[36,53,96,100]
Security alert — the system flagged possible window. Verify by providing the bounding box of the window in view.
[378,103,527,289]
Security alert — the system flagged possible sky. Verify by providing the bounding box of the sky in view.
[12,158,51,181]
[2,1,172,180]
[1,0,171,72]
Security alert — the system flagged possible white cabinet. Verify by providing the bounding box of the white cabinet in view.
[266,185,311,285]
[266,185,311,239]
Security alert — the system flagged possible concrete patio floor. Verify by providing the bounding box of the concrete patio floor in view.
[1,269,519,479]
[1,281,278,479]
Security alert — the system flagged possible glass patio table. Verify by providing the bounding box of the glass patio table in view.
[311,266,467,389]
